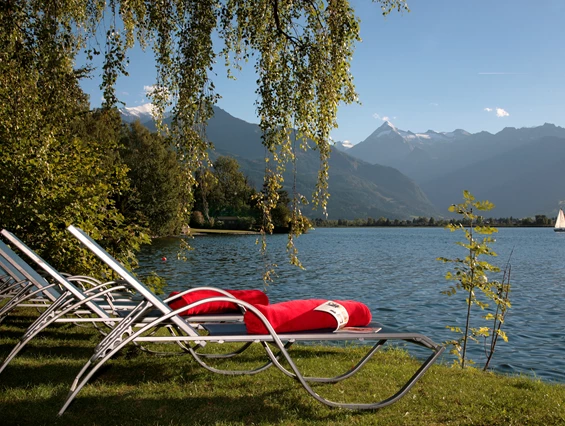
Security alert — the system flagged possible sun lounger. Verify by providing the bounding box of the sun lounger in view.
[1,230,252,321]
[0,229,254,376]
[1,238,139,318]
[59,225,445,415]
[0,231,139,374]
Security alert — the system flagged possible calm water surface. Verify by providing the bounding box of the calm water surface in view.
[137,227,565,382]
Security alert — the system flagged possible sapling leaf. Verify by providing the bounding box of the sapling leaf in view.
[439,191,511,369]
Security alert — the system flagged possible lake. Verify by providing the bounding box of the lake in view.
[137,227,565,383]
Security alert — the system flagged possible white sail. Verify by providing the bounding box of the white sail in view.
[555,209,565,230]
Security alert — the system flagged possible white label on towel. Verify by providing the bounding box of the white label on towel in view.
[314,301,349,330]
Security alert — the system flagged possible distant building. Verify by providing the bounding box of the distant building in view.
[216,216,240,227]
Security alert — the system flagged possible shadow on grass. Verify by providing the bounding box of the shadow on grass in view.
[0,339,101,363]
[0,349,400,422]
[0,327,102,343]
[0,386,362,426]
[0,360,99,388]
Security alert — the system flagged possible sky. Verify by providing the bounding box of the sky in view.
[79,0,565,145]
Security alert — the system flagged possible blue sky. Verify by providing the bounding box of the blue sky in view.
[79,0,565,145]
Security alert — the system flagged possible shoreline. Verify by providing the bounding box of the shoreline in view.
[188,228,261,236]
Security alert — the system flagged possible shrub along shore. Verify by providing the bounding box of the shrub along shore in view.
[0,309,564,426]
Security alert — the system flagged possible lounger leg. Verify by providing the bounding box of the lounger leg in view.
[0,282,36,323]
[269,339,388,383]
[262,337,445,410]
[0,279,26,297]
[59,301,156,415]
[59,360,96,416]
[0,285,124,375]
[0,282,59,323]
[0,294,75,374]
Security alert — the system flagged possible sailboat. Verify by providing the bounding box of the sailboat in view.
[555,209,565,232]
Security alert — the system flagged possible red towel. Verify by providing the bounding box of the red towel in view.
[168,289,269,316]
[244,299,372,334]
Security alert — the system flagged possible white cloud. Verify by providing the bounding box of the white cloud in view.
[484,107,510,118]
[373,113,395,122]
[144,85,157,96]
[142,85,172,105]
[429,102,439,107]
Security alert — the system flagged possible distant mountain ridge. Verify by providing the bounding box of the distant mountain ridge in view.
[120,104,438,220]
[120,103,565,218]
[342,119,565,217]
[203,110,439,220]
[232,148,436,220]
[346,120,471,165]
[420,133,565,217]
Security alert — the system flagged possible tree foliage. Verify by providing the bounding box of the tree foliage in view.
[194,156,256,220]
[0,91,149,276]
[0,3,153,275]
[193,155,303,234]
[120,121,188,237]
[0,0,409,277]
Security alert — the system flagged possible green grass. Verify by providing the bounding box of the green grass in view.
[1,309,564,425]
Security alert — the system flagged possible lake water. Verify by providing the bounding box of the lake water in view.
[137,227,565,383]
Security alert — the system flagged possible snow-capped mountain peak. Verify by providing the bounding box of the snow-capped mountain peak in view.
[347,121,471,165]
[415,128,471,143]
[333,140,354,152]
[371,120,403,138]
[119,103,156,123]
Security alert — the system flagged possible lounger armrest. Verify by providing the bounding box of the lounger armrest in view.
[163,286,238,303]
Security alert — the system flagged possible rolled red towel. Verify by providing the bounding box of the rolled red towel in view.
[168,289,269,316]
[244,299,372,334]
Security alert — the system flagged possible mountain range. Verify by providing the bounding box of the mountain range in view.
[342,120,471,164]
[121,105,438,220]
[340,120,565,217]
[120,104,565,219]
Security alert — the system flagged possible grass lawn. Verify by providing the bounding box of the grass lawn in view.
[0,309,564,425]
